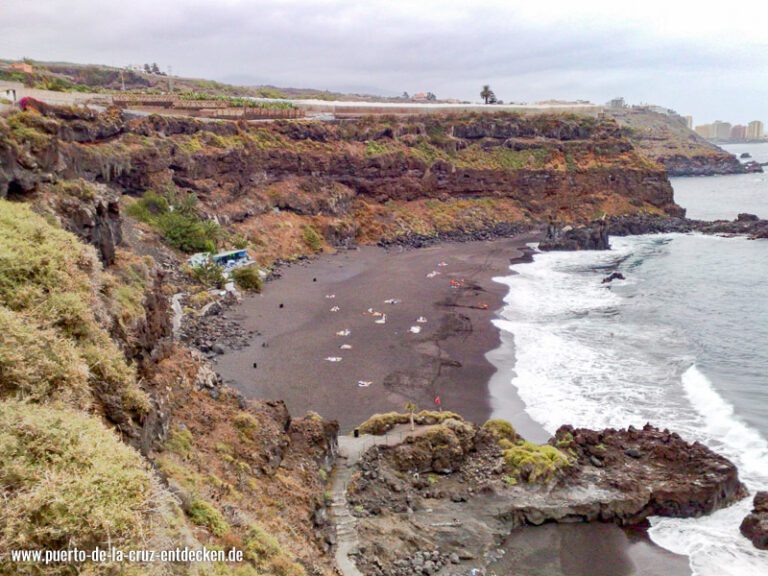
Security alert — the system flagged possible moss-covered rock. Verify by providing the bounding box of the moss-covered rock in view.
[357,410,464,435]
[500,440,571,484]
[482,419,519,443]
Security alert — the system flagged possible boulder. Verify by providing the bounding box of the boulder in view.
[540,219,609,251]
[740,492,768,550]
[553,424,748,521]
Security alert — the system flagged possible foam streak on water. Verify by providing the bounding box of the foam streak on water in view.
[492,234,768,576]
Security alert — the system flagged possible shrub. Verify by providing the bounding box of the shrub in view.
[301,225,323,252]
[483,419,519,443]
[126,191,220,253]
[0,400,154,553]
[233,412,260,441]
[232,266,263,293]
[164,426,194,459]
[6,112,54,151]
[244,524,306,576]
[156,211,219,253]
[125,190,169,221]
[189,260,226,288]
[501,441,571,483]
[187,498,229,536]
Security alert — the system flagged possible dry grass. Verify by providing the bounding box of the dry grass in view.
[0,400,154,560]
[0,199,148,413]
[358,410,464,435]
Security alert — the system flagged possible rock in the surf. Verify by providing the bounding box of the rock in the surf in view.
[740,492,768,550]
[602,272,626,284]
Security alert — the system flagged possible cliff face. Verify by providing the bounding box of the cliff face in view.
[607,108,753,176]
[2,106,681,265]
[0,107,340,575]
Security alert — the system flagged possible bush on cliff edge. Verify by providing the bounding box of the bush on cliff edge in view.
[126,190,221,253]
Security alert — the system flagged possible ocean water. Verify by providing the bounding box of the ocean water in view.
[672,144,768,221]
[492,143,768,575]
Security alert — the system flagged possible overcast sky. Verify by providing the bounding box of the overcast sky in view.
[1,0,766,124]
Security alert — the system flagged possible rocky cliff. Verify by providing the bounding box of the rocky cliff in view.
[606,108,759,176]
[539,213,768,251]
[0,103,701,576]
[1,105,682,266]
[0,105,342,575]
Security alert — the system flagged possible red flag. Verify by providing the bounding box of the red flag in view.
[434,396,441,405]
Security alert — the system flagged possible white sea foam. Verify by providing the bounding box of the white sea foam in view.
[492,235,768,576]
[649,365,768,576]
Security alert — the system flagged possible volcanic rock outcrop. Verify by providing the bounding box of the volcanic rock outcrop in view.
[540,214,768,251]
[345,417,747,575]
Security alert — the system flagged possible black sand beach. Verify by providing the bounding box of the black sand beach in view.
[216,235,692,576]
[217,234,540,432]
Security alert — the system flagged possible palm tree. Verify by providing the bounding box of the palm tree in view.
[404,402,418,431]
[480,85,495,105]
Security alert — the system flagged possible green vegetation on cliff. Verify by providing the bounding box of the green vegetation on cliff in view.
[126,190,221,253]
[231,266,263,293]
[484,419,571,483]
[0,200,147,413]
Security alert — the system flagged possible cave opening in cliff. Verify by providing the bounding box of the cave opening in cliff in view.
[6,179,26,201]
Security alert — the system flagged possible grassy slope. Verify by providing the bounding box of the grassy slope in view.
[0,198,335,575]
[608,108,733,160]
[1,58,387,101]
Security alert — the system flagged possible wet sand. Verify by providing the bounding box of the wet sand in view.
[216,235,691,576]
[217,234,540,432]
[491,523,690,576]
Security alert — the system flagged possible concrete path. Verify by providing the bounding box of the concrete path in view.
[330,425,421,576]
